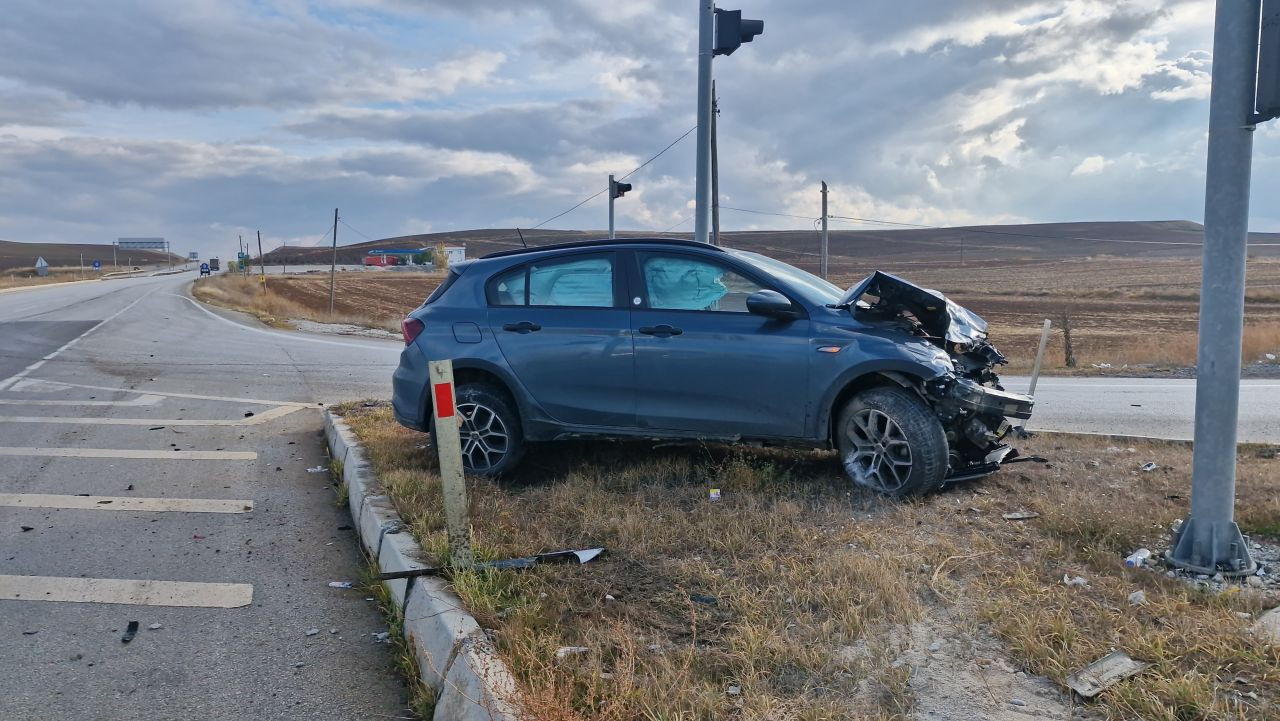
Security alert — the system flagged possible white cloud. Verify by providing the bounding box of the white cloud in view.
[1071,155,1111,175]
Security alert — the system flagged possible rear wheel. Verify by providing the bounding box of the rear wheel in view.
[429,383,524,476]
[836,386,948,497]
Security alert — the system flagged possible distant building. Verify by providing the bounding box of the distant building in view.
[444,246,466,266]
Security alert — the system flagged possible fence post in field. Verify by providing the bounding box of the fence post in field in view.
[1028,318,1052,397]
[428,359,474,567]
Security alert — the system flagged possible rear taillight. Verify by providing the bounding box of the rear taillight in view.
[401,317,425,345]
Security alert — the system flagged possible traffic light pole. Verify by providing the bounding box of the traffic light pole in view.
[693,0,715,244]
[608,174,616,239]
[1166,0,1260,576]
[820,181,829,280]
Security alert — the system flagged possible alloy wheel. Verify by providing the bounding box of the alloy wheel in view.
[457,401,510,472]
[843,408,914,493]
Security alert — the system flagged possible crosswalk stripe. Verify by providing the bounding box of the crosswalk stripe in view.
[0,405,300,426]
[0,493,253,513]
[0,575,253,608]
[0,447,256,460]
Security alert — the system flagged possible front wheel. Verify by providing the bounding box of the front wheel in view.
[836,386,948,497]
[429,383,524,476]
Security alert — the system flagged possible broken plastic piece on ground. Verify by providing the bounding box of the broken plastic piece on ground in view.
[1062,574,1088,587]
[1065,650,1149,698]
[690,593,718,605]
[327,581,354,589]
[1002,511,1040,521]
[306,466,326,473]
[121,621,140,644]
[1128,590,1147,606]
[1125,548,1152,568]
[375,547,606,581]
[554,646,589,661]
[1140,462,1158,472]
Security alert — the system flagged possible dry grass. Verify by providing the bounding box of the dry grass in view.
[192,274,400,331]
[0,266,105,290]
[336,403,1280,720]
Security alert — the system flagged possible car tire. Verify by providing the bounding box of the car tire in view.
[836,386,948,497]
[429,383,524,477]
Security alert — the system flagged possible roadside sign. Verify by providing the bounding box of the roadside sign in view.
[92,260,101,270]
[34,256,49,277]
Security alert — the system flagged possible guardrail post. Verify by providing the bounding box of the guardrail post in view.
[428,359,474,567]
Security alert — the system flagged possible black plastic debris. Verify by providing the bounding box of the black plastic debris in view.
[121,621,140,644]
[377,547,606,581]
[690,593,718,606]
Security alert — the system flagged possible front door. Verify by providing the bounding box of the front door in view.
[630,251,810,438]
[486,251,635,428]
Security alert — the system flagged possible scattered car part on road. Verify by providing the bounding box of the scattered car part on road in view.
[1065,650,1149,698]
[375,546,605,581]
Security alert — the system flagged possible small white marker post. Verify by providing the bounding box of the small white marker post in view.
[427,359,474,567]
[1027,318,1053,397]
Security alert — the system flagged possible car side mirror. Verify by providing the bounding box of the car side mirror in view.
[746,289,798,320]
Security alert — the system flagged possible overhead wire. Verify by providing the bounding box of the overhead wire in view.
[530,125,698,231]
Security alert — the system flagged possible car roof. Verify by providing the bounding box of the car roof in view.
[481,237,727,260]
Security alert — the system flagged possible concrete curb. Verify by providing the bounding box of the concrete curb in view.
[324,410,523,721]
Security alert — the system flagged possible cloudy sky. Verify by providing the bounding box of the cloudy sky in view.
[1,0,1278,261]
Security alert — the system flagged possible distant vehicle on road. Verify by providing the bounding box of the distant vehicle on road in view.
[199,262,211,276]
[391,238,1032,496]
[209,258,220,272]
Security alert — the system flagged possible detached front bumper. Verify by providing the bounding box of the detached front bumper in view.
[950,379,1034,420]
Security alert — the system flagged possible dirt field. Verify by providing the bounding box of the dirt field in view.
[266,271,445,320]
[0,239,174,272]
[337,403,1280,721]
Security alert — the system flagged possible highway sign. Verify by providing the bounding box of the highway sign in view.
[92,260,101,270]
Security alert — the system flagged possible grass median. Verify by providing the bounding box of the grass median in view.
[335,402,1280,720]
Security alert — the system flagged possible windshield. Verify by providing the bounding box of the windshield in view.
[729,250,843,306]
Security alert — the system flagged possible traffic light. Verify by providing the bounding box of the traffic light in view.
[713,9,763,56]
[610,179,632,199]
[1258,0,1280,122]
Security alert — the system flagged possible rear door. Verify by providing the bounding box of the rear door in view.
[630,250,811,438]
[486,251,635,427]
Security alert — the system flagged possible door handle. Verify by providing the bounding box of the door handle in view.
[638,324,683,337]
[502,321,542,333]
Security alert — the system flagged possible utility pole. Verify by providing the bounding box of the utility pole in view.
[711,81,720,246]
[79,253,84,279]
[329,208,339,316]
[112,242,117,270]
[257,230,266,290]
[608,174,616,239]
[1167,0,1264,576]
[167,240,172,270]
[820,181,829,280]
[694,0,715,244]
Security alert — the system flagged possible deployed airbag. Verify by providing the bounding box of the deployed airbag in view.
[644,257,728,310]
[529,258,613,307]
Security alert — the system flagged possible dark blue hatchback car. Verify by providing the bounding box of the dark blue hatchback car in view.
[392,238,1032,496]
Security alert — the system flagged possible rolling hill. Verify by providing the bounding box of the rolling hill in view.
[0,240,179,272]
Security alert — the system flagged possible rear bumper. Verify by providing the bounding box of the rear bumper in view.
[391,343,429,430]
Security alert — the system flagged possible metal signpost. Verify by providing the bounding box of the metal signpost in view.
[427,360,474,566]
[1167,0,1278,575]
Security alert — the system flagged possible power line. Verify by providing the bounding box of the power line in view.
[719,206,818,221]
[530,125,698,231]
[824,214,1280,247]
[660,215,693,233]
[338,218,375,242]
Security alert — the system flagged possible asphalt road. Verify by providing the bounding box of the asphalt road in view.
[1,272,1276,719]
[0,273,403,720]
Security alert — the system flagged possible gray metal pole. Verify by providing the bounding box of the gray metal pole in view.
[112,243,117,270]
[820,181,829,280]
[1168,0,1260,576]
[608,174,616,239]
[693,0,714,244]
[257,230,266,290]
[329,208,339,316]
[711,82,720,246]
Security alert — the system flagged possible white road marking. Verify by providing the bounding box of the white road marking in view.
[0,493,253,513]
[0,575,253,608]
[0,395,164,407]
[0,288,159,391]
[0,447,256,460]
[11,378,322,408]
[175,293,401,351]
[0,405,301,426]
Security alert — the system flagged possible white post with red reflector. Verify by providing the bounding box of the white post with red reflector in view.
[428,359,474,567]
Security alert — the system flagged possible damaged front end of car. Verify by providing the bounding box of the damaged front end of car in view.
[839,271,1034,482]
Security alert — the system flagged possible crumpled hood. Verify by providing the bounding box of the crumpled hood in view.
[838,271,989,345]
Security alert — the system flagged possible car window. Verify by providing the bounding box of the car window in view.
[490,254,615,307]
[491,266,527,306]
[641,254,766,312]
